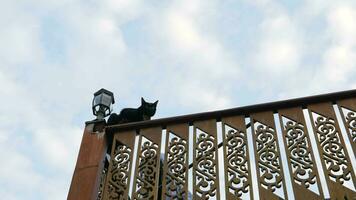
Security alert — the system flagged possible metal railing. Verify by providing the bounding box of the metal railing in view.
[100,89,356,200]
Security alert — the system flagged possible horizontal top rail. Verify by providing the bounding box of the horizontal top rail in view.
[106,89,356,132]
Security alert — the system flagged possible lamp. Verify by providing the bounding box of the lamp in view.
[85,88,115,134]
[92,88,115,119]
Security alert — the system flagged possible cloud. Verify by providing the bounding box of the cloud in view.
[0,1,43,67]
[309,4,356,91]
[239,0,356,102]
[0,142,41,190]
[234,0,306,100]
[0,69,82,199]
[327,5,356,45]
[1,0,356,199]
[176,80,233,111]
[255,13,301,72]
[160,0,239,76]
[145,0,240,111]
[0,0,146,199]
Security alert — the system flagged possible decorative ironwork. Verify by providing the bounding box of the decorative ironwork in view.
[195,128,218,199]
[106,144,132,200]
[224,125,250,197]
[282,117,317,192]
[342,108,356,142]
[91,91,356,200]
[164,132,188,199]
[312,113,352,185]
[133,136,159,200]
[254,122,283,193]
[97,168,107,200]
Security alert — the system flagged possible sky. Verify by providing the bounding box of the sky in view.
[0,0,356,199]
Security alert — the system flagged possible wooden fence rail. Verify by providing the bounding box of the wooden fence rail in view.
[99,90,356,200]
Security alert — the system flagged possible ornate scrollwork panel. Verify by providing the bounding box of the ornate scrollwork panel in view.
[339,104,356,157]
[310,112,355,190]
[253,120,286,199]
[102,131,136,200]
[97,168,107,200]
[251,111,288,200]
[223,124,250,198]
[133,136,159,200]
[164,132,188,199]
[105,143,132,200]
[194,127,219,200]
[340,107,356,143]
[281,116,319,194]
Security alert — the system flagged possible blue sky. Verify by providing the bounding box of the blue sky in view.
[1,0,356,199]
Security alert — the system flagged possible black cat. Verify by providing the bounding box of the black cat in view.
[107,97,158,125]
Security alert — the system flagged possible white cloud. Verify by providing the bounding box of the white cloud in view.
[33,126,82,172]
[0,2,43,67]
[0,1,136,198]
[327,5,356,45]
[1,0,356,199]
[0,144,41,190]
[166,13,202,52]
[241,0,356,101]
[254,7,302,73]
[310,4,356,89]
[0,69,82,199]
[322,46,355,82]
[145,0,240,111]
[161,0,239,76]
[176,80,232,111]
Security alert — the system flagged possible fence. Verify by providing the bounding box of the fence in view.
[98,90,356,200]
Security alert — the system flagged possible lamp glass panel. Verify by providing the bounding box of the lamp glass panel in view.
[101,93,112,107]
[93,94,102,106]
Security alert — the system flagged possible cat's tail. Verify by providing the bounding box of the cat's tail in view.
[107,113,122,125]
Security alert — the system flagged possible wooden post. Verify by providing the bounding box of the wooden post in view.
[67,123,107,200]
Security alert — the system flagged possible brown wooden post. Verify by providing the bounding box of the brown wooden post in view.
[67,123,107,200]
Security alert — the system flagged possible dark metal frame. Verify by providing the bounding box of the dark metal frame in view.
[101,89,356,200]
[107,89,356,132]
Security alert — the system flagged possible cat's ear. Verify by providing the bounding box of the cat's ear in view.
[154,100,158,105]
[141,97,145,104]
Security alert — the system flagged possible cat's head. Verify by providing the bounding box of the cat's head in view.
[141,97,158,117]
